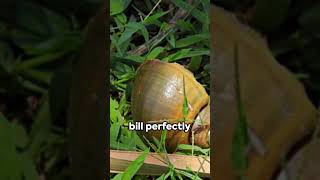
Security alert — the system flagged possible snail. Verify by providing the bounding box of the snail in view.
[131,59,210,152]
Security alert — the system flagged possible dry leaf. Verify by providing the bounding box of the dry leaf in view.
[212,5,317,180]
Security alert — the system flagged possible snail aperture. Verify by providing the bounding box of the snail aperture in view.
[131,59,210,152]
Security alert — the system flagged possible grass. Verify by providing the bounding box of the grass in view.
[0,0,318,180]
[110,0,210,179]
[0,0,106,179]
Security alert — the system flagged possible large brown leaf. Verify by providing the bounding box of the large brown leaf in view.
[212,5,317,180]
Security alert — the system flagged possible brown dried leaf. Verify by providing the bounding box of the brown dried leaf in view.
[212,5,317,180]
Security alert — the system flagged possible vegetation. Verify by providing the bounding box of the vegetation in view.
[110,0,210,179]
[0,0,103,179]
[0,0,319,179]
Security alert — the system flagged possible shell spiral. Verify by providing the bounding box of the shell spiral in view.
[131,59,210,152]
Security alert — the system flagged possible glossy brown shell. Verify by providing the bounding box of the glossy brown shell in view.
[131,60,209,152]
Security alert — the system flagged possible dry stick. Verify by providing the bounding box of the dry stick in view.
[144,0,163,21]
[127,0,194,56]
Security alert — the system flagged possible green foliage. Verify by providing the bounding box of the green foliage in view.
[110,0,210,179]
[0,114,38,180]
[162,49,210,62]
[0,0,101,179]
[175,33,210,48]
[117,22,149,46]
[110,97,148,151]
[171,0,210,26]
[12,1,79,55]
[146,46,165,60]
[176,144,210,156]
[111,0,132,16]
[112,149,150,180]
[143,11,170,25]
[110,0,211,93]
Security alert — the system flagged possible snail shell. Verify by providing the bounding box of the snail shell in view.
[131,60,209,152]
[192,101,210,148]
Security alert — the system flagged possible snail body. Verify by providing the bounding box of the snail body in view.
[131,60,210,152]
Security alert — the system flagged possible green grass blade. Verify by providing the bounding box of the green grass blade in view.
[121,149,150,180]
[117,22,149,46]
[146,47,165,60]
[175,33,210,48]
[231,43,249,177]
[143,11,170,25]
[182,76,189,119]
[162,49,209,62]
[174,169,202,180]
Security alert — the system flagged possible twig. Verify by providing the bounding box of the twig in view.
[128,0,194,56]
[144,0,163,21]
